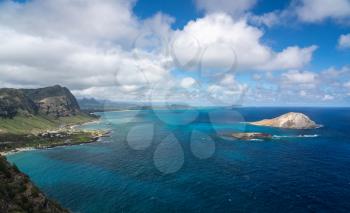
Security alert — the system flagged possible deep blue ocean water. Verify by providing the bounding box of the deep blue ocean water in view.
[7,107,350,212]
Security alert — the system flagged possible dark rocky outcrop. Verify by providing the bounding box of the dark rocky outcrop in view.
[21,85,80,117]
[0,156,68,213]
[231,132,272,140]
[0,85,81,118]
[0,89,38,118]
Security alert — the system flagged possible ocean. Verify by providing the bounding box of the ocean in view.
[7,107,350,212]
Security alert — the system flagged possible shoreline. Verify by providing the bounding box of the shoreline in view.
[69,119,102,130]
[0,137,101,156]
[0,117,108,157]
[0,147,37,156]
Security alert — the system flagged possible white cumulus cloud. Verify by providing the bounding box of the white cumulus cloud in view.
[338,33,350,49]
[322,94,334,101]
[180,77,196,89]
[173,13,317,72]
[281,70,318,85]
[0,0,324,105]
[295,0,350,23]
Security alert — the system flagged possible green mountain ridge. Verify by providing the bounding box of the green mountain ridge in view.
[0,85,95,134]
[0,85,100,212]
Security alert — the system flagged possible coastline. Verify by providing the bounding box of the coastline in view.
[69,119,102,130]
[0,147,37,156]
[0,136,102,156]
[0,117,108,157]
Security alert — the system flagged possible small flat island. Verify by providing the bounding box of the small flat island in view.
[231,132,272,140]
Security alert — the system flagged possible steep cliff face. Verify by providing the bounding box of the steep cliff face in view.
[0,85,81,118]
[0,86,93,212]
[250,112,320,129]
[21,85,80,117]
[0,89,38,118]
[0,156,68,213]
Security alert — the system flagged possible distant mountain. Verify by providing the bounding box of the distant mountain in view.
[0,85,81,118]
[77,98,194,112]
[78,97,101,106]
[78,98,141,111]
[78,98,104,110]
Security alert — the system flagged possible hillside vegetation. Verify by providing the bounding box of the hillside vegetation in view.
[0,156,68,213]
[0,85,96,134]
[0,113,94,134]
[0,85,101,152]
[0,85,102,212]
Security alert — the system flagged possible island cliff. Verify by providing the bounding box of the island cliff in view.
[250,112,320,129]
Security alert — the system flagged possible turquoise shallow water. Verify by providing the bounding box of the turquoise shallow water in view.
[7,107,350,212]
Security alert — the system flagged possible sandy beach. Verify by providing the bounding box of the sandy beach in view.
[0,147,36,156]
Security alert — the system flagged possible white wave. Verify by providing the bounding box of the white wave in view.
[300,134,319,138]
[273,134,319,139]
[249,139,264,142]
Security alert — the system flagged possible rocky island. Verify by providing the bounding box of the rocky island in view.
[231,132,272,140]
[227,112,320,141]
[250,112,321,129]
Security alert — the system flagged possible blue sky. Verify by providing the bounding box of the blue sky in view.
[134,0,350,72]
[134,0,350,106]
[0,0,350,106]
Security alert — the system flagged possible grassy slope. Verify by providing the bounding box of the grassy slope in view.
[0,113,95,134]
[0,113,100,152]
